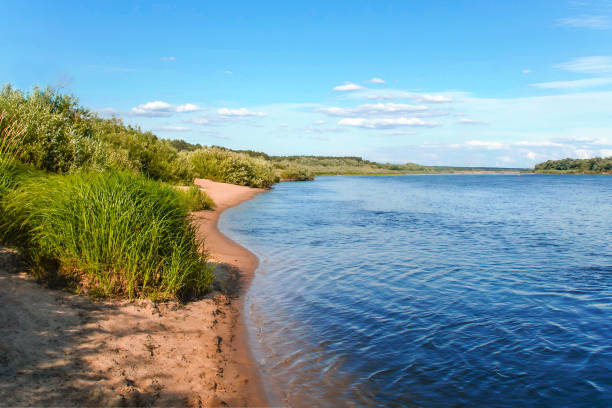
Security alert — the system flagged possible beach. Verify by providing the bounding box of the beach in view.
[0,179,267,407]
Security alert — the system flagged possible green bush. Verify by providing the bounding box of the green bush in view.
[0,84,193,182]
[2,170,214,300]
[276,165,314,181]
[189,147,276,188]
[177,185,216,212]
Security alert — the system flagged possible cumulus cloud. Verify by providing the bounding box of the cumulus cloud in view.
[131,101,201,117]
[556,56,612,74]
[530,77,612,89]
[338,117,437,129]
[131,101,175,116]
[217,107,267,117]
[333,82,365,91]
[368,77,386,84]
[556,15,611,29]
[317,103,428,117]
[175,103,201,113]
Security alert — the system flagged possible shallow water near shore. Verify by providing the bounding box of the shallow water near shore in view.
[219,175,612,407]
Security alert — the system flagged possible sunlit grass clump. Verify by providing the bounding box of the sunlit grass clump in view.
[2,170,214,300]
[177,184,216,212]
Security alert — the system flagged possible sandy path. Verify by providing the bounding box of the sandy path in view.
[0,180,268,407]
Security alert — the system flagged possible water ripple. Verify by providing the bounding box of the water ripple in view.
[220,175,612,408]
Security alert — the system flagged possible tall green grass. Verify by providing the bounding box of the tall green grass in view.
[0,112,26,193]
[176,185,216,212]
[2,171,214,300]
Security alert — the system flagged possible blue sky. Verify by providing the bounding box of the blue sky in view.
[2,0,612,167]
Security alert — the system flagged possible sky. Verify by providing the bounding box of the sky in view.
[2,0,612,167]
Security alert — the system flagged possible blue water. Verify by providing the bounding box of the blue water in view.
[219,175,612,407]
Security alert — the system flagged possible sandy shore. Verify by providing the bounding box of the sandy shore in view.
[0,179,267,407]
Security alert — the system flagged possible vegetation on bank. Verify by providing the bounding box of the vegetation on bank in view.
[0,86,219,300]
[0,85,278,187]
[535,157,612,174]
[2,171,213,300]
[177,185,216,212]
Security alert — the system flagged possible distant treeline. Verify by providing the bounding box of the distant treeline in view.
[186,147,526,176]
[0,84,526,185]
[535,157,612,174]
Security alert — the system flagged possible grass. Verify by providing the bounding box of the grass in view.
[1,170,214,301]
[0,113,26,193]
[177,185,216,212]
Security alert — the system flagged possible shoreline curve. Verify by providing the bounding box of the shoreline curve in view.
[192,178,269,407]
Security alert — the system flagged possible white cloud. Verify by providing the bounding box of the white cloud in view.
[366,92,410,100]
[368,77,386,84]
[515,140,564,147]
[317,103,428,117]
[131,101,201,116]
[526,150,538,160]
[530,77,612,89]
[333,82,365,91]
[522,69,531,74]
[217,107,267,117]
[175,103,201,113]
[365,91,452,103]
[556,56,612,74]
[188,117,211,125]
[131,101,174,116]
[465,140,506,149]
[458,117,487,125]
[154,126,190,132]
[556,15,611,29]
[224,70,233,74]
[338,117,437,129]
[161,56,176,61]
[413,94,452,103]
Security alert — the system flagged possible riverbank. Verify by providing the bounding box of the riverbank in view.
[0,179,267,407]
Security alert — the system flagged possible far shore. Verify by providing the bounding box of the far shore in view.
[0,179,268,407]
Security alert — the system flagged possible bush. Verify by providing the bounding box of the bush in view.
[2,171,214,300]
[276,165,314,181]
[189,147,276,188]
[177,185,216,212]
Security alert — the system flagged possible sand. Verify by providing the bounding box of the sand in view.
[0,179,268,407]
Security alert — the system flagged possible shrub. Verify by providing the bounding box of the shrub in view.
[2,170,214,300]
[188,147,276,188]
[275,164,314,181]
[177,185,216,212]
